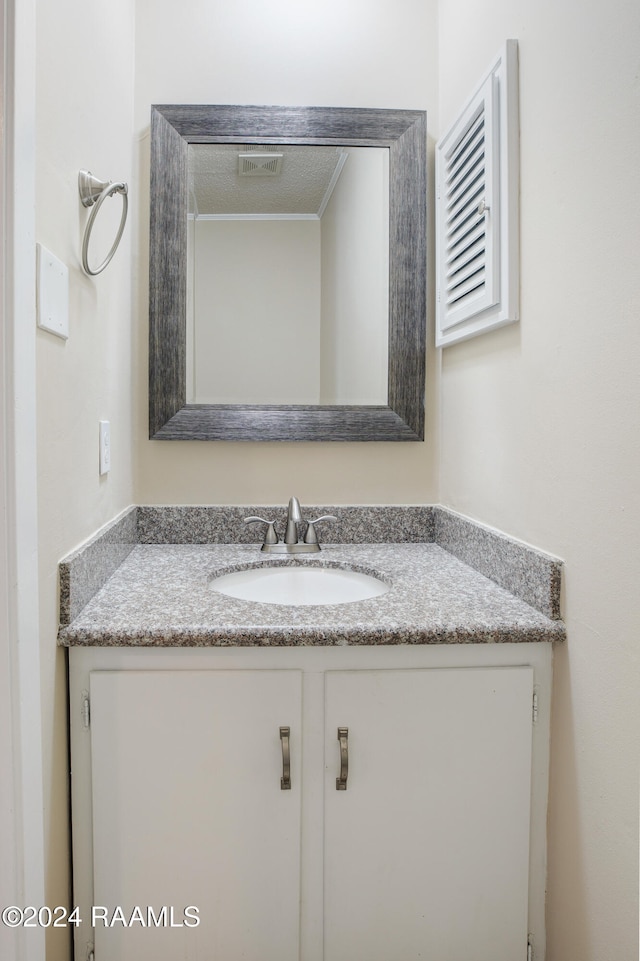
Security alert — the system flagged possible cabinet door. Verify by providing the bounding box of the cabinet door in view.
[324,667,533,961]
[89,669,302,961]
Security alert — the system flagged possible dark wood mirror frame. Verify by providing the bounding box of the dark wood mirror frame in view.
[149,104,426,441]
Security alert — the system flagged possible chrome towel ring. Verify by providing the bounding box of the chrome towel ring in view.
[78,170,128,276]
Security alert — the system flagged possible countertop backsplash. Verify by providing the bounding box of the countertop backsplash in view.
[58,504,564,645]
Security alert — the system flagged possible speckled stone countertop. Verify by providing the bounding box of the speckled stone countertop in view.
[58,539,565,647]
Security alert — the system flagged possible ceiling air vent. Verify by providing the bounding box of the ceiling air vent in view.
[238,152,284,176]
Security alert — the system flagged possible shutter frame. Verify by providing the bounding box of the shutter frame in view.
[436,40,519,347]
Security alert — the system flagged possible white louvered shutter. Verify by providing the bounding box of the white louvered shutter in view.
[436,40,519,346]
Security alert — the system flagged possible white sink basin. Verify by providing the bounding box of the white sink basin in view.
[210,565,389,606]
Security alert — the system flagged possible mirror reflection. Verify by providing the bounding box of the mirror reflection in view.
[186,144,389,406]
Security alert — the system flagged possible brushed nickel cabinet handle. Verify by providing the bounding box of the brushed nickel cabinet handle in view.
[336,727,349,790]
[280,726,291,790]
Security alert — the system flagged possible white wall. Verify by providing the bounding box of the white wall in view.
[193,219,321,403]
[438,1,640,958]
[35,1,136,958]
[133,0,439,505]
[320,147,389,404]
[2,1,46,958]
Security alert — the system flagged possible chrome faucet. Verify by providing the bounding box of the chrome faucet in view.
[284,495,303,546]
[245,496,336,553]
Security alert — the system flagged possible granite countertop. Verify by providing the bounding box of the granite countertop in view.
[58,540,565,647]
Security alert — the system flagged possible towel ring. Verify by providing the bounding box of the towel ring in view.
[79,170,129,276]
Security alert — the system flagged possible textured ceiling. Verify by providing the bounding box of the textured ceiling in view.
[189,143,348,216]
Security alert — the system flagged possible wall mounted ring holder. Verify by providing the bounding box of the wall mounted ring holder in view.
[78,170,128,276]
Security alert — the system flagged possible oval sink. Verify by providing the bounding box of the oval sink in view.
[210,565,389,606]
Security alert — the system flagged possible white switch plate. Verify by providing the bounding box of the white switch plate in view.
[99,420,111,475]
[36,243,69,339]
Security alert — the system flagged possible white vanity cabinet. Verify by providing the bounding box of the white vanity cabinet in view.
[323,667,534,961]
[87,669,303,961]
[69,643,552,961]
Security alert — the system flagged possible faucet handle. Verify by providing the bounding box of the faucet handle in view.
[303,515,337,545]
[244,516,279,545]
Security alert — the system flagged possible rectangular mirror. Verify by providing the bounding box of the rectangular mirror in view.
[187,143,389,406]
[149,104,426,441]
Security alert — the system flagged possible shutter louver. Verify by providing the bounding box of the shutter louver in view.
[445,109,488,309]
[438,75,499,333]
[436,40,519,346]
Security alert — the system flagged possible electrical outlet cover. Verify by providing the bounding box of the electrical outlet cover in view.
[99,420,111,475]
[37,243,69,339]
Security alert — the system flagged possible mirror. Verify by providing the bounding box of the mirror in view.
[187,143,389,406]
[149,104,426,441]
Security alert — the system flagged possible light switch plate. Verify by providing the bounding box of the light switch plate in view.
[37,243,69,339]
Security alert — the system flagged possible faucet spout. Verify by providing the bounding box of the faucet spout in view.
[284,496,303,544]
